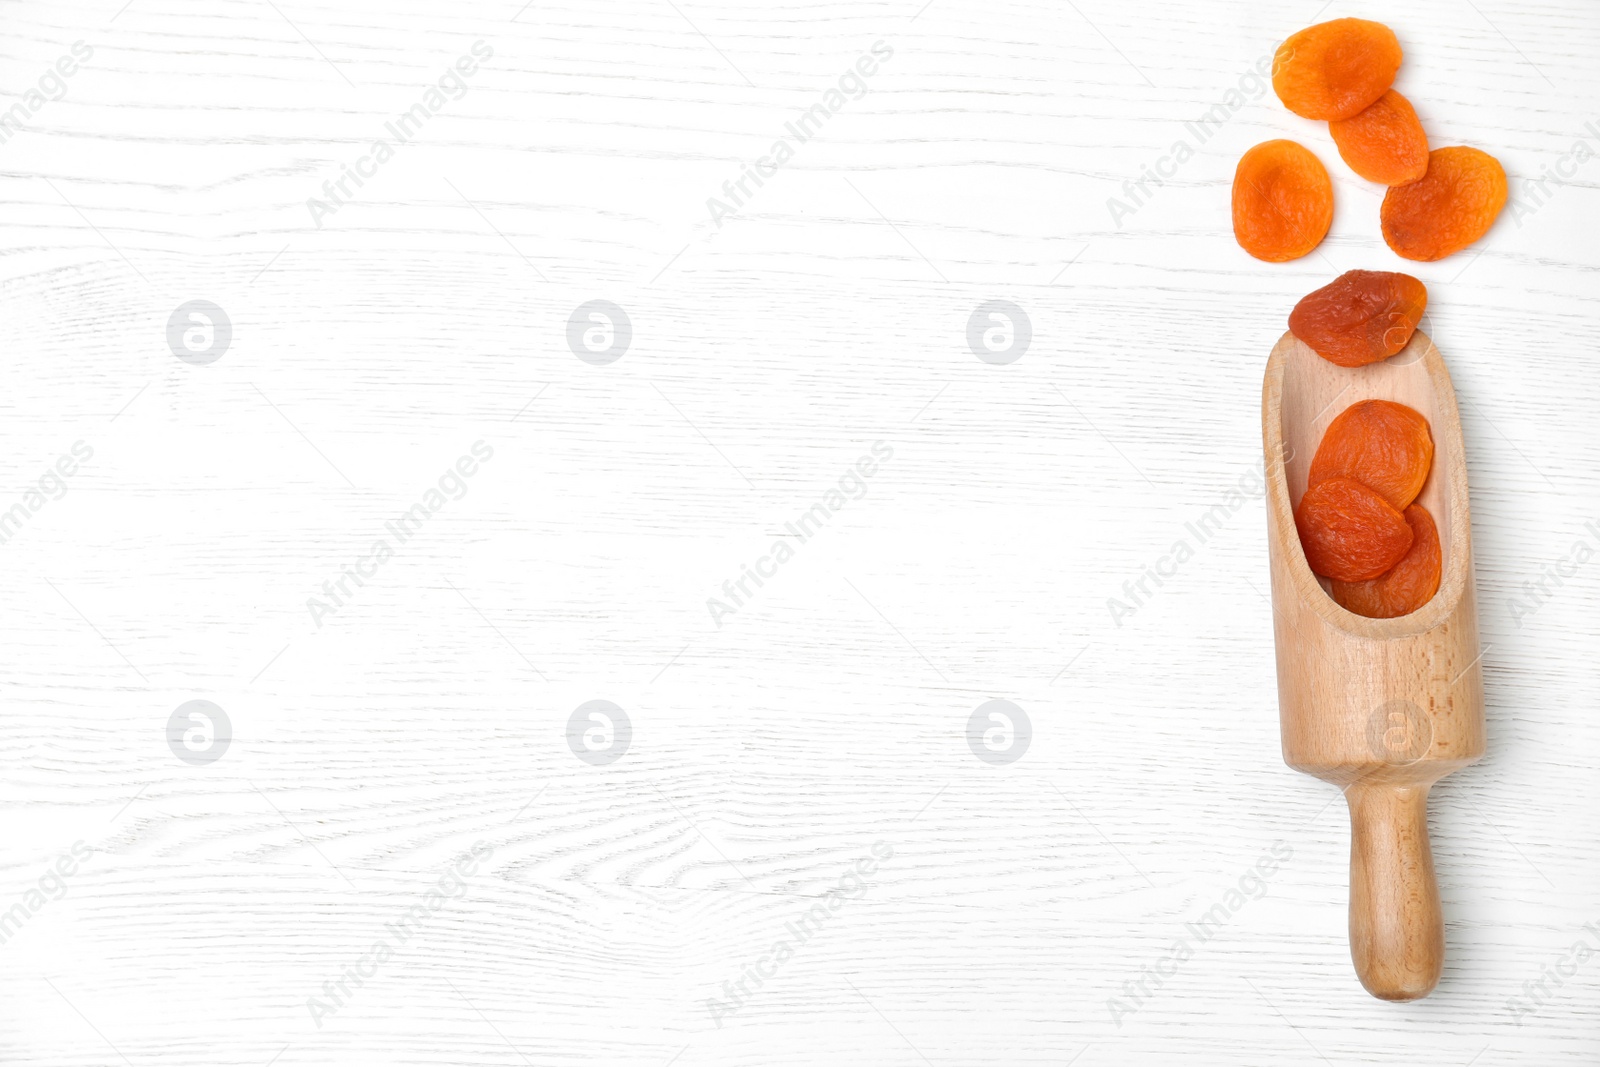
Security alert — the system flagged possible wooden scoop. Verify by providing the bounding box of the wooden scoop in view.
[1262,328,1485,1001]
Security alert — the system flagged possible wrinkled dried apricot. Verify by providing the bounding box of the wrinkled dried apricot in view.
[1309,399,1434,511]
[1329,90,1429,185]
[1273,19,1402,121]
[1233,140,1334,262]
[1332,504,1442,618]
[1289,270,1428,367]
[1296,476,1414,582]
[1381,146,1507,261]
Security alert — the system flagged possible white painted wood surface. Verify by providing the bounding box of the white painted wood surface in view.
[1,0,1597,1062]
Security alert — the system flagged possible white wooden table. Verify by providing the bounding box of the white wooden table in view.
[2,0,1597,1062]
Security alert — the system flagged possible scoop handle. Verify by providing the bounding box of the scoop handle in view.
[1346,781,1444,1000]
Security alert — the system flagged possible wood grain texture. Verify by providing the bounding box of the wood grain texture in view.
[1,0,1598,1063]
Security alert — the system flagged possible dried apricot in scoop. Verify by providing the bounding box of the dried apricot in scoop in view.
[1332,504,1442,618]
[1272,18,1402,121]
[1309,399,1434,511]
[1329,90,1429,185]
[1233,140,1334,262]
[1296,476,1414,583]
[1289,270,1428,367]
[1381,147,1508,261]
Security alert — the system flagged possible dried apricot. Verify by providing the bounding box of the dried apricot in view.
[1381,147,1507,261]
[1332,504,1442,618]
[1329,90,1428,185]
[1289,270,1428,367]
[1233,140,1334,262]
[1273,19,1402,121]
[1308,399,1433,511]
[1296,476,1414,582]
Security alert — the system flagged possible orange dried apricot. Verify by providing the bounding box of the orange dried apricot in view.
[1308,399,1434,511]
[1273,19,1402,121]
[1289,270,1428,367]
[1296,476,1414,582]
[1232,140,1334,262]
[1329,90,1429,185]
[1332,504,1442,618]
[1381,146,1507,261]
